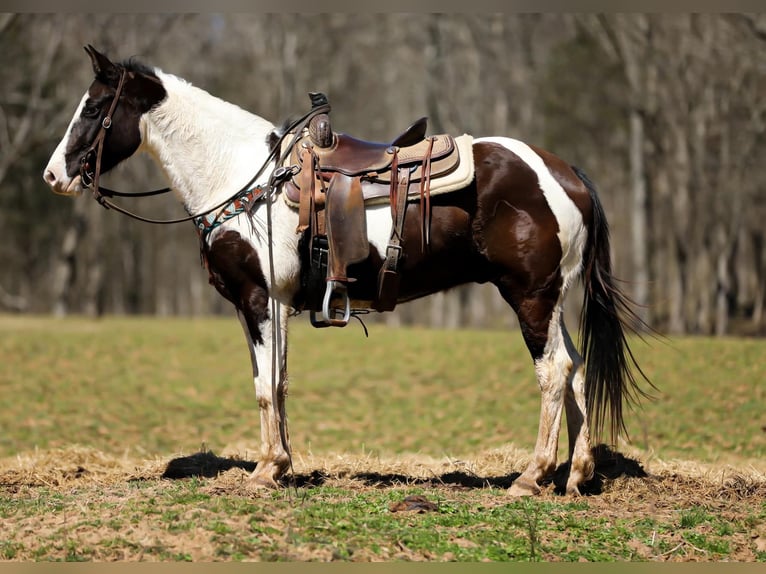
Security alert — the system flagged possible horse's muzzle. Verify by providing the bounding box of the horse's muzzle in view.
[47,173,85,197]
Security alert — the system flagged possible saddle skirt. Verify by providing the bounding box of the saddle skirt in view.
[282,132,475,208]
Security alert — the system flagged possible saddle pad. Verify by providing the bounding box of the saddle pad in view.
[361,134,474,205]
[282,134,474,208]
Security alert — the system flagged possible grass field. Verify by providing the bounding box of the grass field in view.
[0,314,764,561]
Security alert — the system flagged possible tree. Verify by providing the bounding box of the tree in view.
[2,14,763,335]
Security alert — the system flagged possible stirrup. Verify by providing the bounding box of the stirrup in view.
[310,279,351,328]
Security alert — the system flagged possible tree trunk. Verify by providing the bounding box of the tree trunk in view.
[629,110,649,327]
[51,200,88,317]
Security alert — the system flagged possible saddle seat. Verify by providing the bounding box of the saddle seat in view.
[310,116,428,176]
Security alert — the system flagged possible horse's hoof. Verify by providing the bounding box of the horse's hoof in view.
[565,466,591,496]
[508,478,541,497]
[246,474,280,490]
[565,484,583,497]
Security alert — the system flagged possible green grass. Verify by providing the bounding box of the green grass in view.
[1,477,760,561]
[0,314,763,464]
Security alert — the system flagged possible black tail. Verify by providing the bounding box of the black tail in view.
[573,166,653,444]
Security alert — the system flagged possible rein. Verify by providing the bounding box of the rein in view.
[79,74,330,226]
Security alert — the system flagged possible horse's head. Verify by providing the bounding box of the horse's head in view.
[43,45,167,196]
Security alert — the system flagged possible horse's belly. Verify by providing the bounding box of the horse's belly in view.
[341,201,486,305]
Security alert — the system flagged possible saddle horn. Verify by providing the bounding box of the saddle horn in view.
[308,92,333,148]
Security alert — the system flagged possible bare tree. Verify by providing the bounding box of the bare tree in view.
[3,14,762,334]
[591,14,652,328]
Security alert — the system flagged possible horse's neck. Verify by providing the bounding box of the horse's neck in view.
[139,71,276,216]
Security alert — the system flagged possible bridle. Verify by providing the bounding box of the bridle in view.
[78,67,329,226]
[79,68,129,199]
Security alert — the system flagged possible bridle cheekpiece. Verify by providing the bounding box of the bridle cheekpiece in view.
[79,68,127,202]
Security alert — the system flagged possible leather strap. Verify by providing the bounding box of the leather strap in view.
[325,174,368,283]
[419,136,435,250]
[376,150,410,312]
[297,146,316,234]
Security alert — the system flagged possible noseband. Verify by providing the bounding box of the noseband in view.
[76,66,330,226]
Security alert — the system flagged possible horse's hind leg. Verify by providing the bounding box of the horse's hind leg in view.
[503,291,594,496]
[561,320,595,495]
[498,288,567,496]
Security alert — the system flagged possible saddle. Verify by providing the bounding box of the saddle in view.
[282,93,474,327]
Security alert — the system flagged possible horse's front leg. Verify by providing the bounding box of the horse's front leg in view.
[205,229,293,489]
[237,303,291,489]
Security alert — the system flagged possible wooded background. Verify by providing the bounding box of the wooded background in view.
[1,14,764,335]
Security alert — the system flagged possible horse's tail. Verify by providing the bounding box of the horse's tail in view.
[573,166,653,444]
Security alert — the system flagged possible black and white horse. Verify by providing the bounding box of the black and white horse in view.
[43,46,648,496]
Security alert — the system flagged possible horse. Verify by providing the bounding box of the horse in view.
[43,46,649,496]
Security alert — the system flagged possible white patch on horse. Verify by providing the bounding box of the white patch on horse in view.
[364,204,394,258]
[474,137,587,292]
[140,71,276,217]
[43,92,88,195]
[131,70,307,302]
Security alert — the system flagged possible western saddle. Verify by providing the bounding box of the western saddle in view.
[282,93,468,328]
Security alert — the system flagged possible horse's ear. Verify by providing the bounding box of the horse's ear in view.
[84,45,120,86]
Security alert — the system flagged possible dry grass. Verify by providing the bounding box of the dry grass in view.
[1,445,765,561]
[2,443,764,497]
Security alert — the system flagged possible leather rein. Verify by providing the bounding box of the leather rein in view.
[79,68,329,226]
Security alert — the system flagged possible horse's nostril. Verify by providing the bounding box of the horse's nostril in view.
[44,170,57,185]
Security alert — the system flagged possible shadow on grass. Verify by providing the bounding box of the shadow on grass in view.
[162,450,256,479]
[162,444,646,495]
[349,471,521,489]
[550,444,648,495]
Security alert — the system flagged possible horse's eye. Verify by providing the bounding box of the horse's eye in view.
[82,105,99,118]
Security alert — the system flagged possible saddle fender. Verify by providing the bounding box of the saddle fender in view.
[325,173,369,283]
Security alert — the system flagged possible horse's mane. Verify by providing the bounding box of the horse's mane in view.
[119,57,160,80]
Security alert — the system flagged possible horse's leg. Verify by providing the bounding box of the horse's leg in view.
[205,230,291,488]
[561,320,595,495]
[237,302,291,489]
[499,287,567,496]
[499,288,594,496]
[498,284,594,497]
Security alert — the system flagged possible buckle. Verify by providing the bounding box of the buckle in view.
[385,244,402,259]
